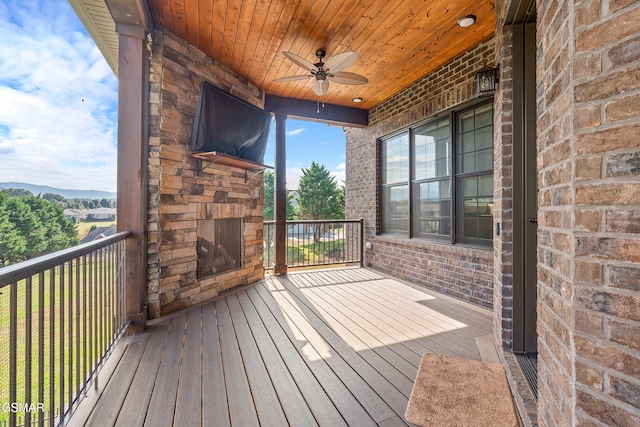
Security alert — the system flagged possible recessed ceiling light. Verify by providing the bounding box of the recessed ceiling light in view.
[352,97,363,103]
[457,15,476,28]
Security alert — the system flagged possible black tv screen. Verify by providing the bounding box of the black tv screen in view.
[190,82,271,164]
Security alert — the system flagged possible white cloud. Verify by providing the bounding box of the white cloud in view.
[286,128,305,137]
[286,167,304,190]
[0,0,118,191]
[332,162,346,187]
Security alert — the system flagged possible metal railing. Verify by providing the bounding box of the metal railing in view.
[264,219,363,269]
[0,232,131,427]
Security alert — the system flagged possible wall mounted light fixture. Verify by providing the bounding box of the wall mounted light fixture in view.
[475,63,499,97]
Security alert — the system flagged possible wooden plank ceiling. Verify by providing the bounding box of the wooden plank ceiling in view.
[149,0,495,110]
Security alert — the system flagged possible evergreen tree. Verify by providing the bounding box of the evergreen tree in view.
[296,162,344,220]
[0,194,79,264]
[6,196,48,259]
[296,162,344,242]
[3,188,32,198]
[43,193,65,203]
[0,192,26,266]
[263,170,295,221]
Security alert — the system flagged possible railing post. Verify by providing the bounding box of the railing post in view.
[360,218,364,268]
[274,111,288,276]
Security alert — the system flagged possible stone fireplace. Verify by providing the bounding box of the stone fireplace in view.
[146,29,266,318]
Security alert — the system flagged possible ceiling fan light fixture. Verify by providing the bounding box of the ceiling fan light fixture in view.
[457,15,476,28]
[313,79,330,96]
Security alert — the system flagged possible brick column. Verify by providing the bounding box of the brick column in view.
[537,1,640,425]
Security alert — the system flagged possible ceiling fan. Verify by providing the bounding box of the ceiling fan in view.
[274,49,368,96]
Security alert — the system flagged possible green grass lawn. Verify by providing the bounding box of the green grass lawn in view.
[264,237,349,268]
[0,258,121,424]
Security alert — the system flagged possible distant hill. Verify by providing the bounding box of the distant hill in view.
[0,182,116,200]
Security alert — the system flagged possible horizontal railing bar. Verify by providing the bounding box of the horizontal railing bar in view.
[0,231,131,288]
[263,219,363,225]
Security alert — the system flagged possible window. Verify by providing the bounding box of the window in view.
[381,133,409,234]
[380,101,494,246]
[413,118,451,239]
[456,103,494,244]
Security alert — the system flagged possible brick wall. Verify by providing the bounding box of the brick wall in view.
[345,39,496,309]
[537,0,640,425]
[536,0,579,423]
[147,29,265,319]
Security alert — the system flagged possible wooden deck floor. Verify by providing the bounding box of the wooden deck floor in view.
[69,268,492,427]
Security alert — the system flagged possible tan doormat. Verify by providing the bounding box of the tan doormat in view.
[405,353,519,427]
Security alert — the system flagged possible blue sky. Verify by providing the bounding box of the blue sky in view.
[0,0,346,192]
[264,120,346,189]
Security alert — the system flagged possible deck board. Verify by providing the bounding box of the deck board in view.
[252,282,378,426]
[174,309,203,426]
[114,323,168,427]
[144,312,187,427]
[201,303,231,427]
[215,299,261,427]
[274,276,416,396]
[234,291,320,427]
[226,294,290,426]
[70,267,493,426]
[263,278,404,422]
[85,334,148,425]
[242,287,352,427]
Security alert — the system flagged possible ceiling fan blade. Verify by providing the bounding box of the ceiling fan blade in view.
[312,79,330,96]
[274,75,312,82]
[328,71,368,85]
[283,51,316,72]
[324,51,357,72]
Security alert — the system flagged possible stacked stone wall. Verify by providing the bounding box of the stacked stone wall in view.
[147,30,264,318]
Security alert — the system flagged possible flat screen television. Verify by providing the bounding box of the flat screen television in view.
[190,81,271,164]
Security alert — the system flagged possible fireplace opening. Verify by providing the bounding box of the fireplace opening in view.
[197,218,243,279]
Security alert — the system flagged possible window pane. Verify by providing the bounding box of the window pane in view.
[463,177,476,197]
[461,132,475,153]
[460,110,475,133]
[476,126,493,150]
[475,103,493,128]
[414,119,450,180]
[462,153,475,173]
[413,179,451,237]
[476,148,493,171]
[382,134,409,184]
[459,175,494,244]
[478,175,493,196]
[382,185,409,233]
[437,118,451,140]
[456,103,494,175]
